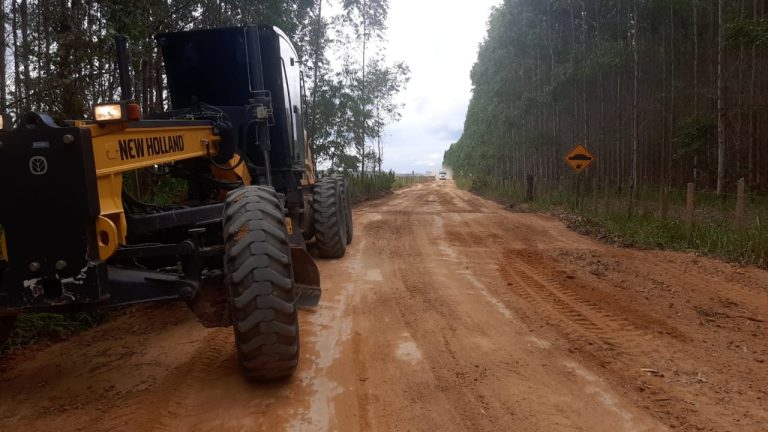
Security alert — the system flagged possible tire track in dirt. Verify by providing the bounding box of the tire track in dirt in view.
[97,329,233,432]
[637,257,768,319]
[376,212,514,431]
[499,249,657,357]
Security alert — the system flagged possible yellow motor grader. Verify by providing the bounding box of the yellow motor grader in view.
[0,25,353,380]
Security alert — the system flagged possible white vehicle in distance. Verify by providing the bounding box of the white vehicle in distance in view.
[438,171,447,180]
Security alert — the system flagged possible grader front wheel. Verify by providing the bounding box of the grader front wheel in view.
[223,186,300,380]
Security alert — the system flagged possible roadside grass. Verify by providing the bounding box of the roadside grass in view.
[1,312,106,354]
[393,175,434,190]
[596,212,768,266]
[347,172,396,203]
[346,172,434,203]
[457,175,768,268]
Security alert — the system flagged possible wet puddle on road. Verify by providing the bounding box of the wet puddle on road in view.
[562,360,658,430]
[525,335,552,350]
[396,339,424,364]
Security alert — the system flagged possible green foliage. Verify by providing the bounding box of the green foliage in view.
[342,0,389,40]
[673,113,716,159]
[392,175,433,190]
[0,0,317,117]
[598,212,768,266]
[727,19,768,46]
[1,312,106,354]
[301,0,409,174]
[346,172,395,202]
[122,172,188,206]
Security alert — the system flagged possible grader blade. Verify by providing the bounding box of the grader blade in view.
[291,247,321,308]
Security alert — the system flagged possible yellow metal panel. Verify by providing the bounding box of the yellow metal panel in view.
[211,154,252,200]
[91,126,219,176]
[97,173,127,245]
[78,122,222,259]
[96,216,119,260]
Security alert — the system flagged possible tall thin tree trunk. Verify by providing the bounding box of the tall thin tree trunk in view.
[748,0,756,186]
[631,6,639,190]
[596,0,605,182]
[570,0,578,146]
[669,4,675,186]
[716,0,726,196]
[581,5,588,148]
[547,4,559,180]
[0,0,6,109]
[693,0,699,183]
[662,31,668,184]
[309,0,323,152]
[12,0,21,113]
[20,0,30,111]
[360,11,367,176]
[155,51,163,111]
[616,0,623,186]
[736,0,745,178]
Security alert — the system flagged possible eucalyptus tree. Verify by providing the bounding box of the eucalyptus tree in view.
[446,0,768,193]
[341,0,388,175]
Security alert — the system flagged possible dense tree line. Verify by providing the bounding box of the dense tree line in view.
[0,0,407,173]
[445,0,768,194]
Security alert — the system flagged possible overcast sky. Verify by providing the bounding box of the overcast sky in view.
[380,0,501,173]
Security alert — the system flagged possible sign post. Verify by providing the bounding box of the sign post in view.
[564,145,595,210]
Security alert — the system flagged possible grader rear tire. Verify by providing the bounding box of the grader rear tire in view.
[334,175,354,245]
[223,186,299,380]
[313,178,348,258]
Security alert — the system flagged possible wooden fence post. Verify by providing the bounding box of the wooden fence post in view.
[735,178,746,230]
[525,174,534,202]
[659,184,669,221]
[573,175,582,211]
[686,183,695,240]
[592,178,599,215]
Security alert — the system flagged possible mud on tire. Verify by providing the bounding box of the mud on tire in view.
[313,177,348,258]
[223,186,299,380]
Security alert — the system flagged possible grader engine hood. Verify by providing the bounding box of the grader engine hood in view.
[0,113,105,310]
[157,25,306,174]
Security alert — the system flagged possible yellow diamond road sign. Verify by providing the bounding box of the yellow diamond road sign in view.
[565,145,594,173]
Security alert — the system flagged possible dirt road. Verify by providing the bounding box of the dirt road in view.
[1,181,767,431]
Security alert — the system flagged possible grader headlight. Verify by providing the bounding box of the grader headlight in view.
[93,102,140,123]
[93,103,125,122]
[0,113,12,131]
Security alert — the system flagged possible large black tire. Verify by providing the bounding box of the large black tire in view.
[0,315,16,349]
[313,178,348,258]
[334,175,354,245]
[223,186,299,380]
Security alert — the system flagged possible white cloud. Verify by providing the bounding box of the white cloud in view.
[380,0,501,173]
[323,0,500,174]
